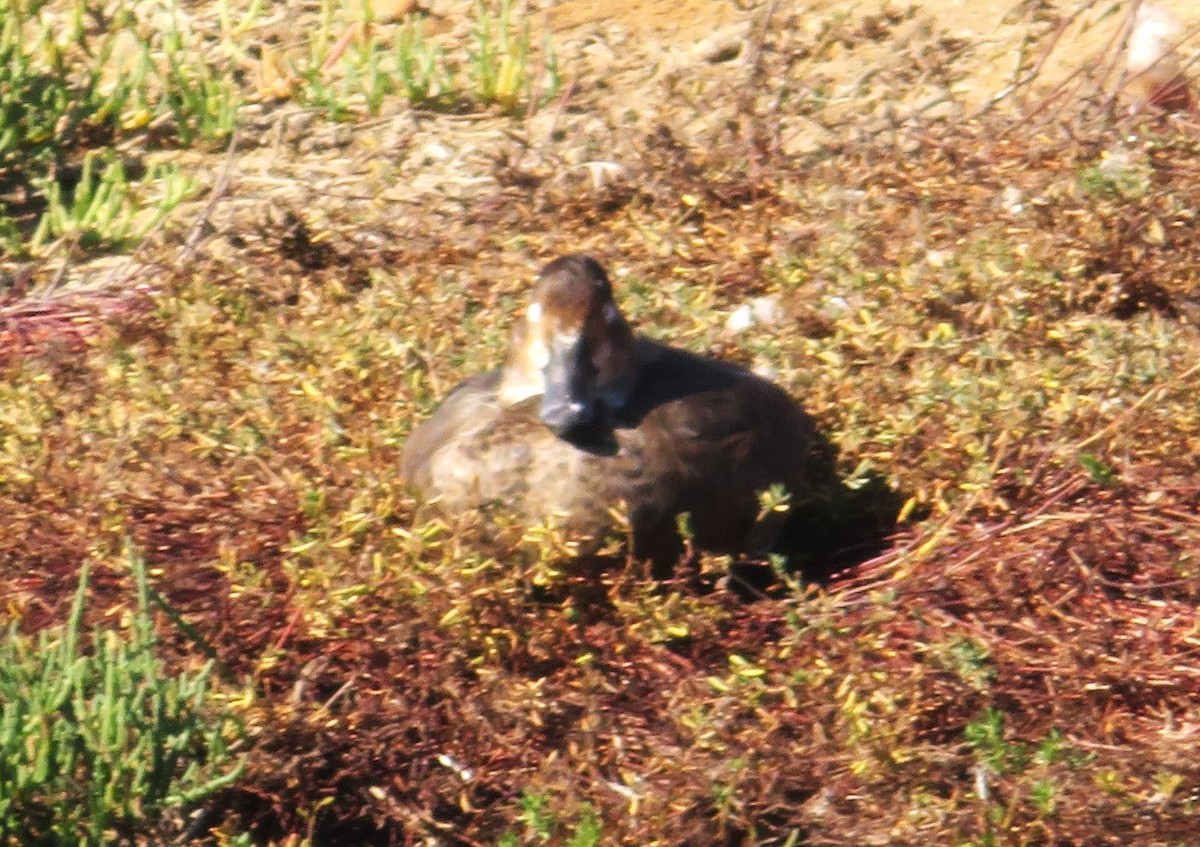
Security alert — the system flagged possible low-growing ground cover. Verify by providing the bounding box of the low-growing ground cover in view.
[1,0,1199,844]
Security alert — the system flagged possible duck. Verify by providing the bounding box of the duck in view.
[400,254,823,566]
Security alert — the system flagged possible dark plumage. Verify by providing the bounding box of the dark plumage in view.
[400,254,819,564]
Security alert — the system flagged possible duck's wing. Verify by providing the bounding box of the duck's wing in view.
[620,345,817,553]
[399,370,502,490]
[624,343,812,443]
[403,371,591,515]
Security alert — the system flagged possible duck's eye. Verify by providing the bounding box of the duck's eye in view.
[602,302,619,325]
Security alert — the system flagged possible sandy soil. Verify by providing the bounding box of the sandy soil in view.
[29,0,1200,298]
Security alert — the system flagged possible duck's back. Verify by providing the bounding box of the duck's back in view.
[620,342,815,553]
[400,340,815,561]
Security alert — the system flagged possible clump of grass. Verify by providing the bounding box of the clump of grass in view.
[0,0,235,260]
[390,18,456,106]
[303,15,455,116]
[964,710,1090,841]
[0,544,244,846]
[468,0,558,113]
[498,791,601,846]
[27,151,200,256]
[154,8,243,145]
[0,1,119,181]
[307,0,558,117]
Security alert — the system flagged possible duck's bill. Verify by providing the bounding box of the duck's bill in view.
[539,333,596,436]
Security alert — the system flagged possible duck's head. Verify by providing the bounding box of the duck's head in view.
[498,255,639,436]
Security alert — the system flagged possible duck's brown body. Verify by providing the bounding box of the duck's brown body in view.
[400,255,817,563]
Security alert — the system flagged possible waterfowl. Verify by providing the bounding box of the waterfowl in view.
[400,254,820,565]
